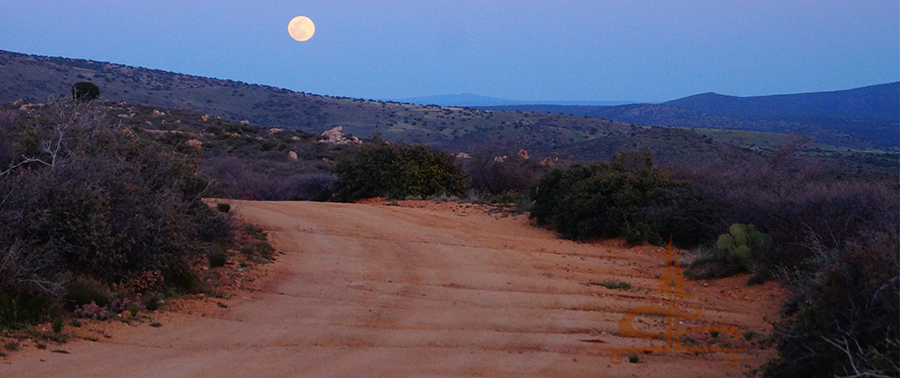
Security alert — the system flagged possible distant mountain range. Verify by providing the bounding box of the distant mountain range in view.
[479,83,899,150]
[394,93,635,107]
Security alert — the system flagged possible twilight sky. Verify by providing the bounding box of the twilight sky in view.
[1,1,897,102]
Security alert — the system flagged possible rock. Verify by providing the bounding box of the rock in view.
[319,126,362,145]
[289,151,298,161]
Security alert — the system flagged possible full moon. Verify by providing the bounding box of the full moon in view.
[288,16,315,42]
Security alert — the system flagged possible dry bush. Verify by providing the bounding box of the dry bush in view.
[0,100,234,328]
[461,151,547,196]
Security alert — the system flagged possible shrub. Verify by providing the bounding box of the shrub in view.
[0,293,59,330]
[462,150,546,196]
[331,142,467,201]
[51,317,64,334]
[763,231,899,377]
[529,151,715,246]
[208,247,227,268]
[72,81,100,102]
[217,203,231,213]
[64,275,113,309]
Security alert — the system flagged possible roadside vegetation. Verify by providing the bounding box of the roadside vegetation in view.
[528,147,899,377]
[0,100,273,346]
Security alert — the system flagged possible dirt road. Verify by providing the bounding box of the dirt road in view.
[1,200,784,377]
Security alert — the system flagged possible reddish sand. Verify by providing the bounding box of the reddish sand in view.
[1,200,786,377]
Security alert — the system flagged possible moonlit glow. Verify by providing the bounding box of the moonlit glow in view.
[288,16,315,42]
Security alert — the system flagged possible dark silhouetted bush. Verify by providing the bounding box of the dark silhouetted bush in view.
[529,151,715,247]
[331,142,467,201]
[217,203,231,213]
[72,81,100,102]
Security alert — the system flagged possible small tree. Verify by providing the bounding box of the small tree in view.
[72,81,100,102]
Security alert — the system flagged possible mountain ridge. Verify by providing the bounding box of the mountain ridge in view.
[478,82,899,151]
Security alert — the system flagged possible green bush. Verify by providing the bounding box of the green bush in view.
[51,317,65,334]
[331,142,467,201]
[216,203,231,213]
[529,151,715,246]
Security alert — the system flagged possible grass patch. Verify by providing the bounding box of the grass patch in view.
[587,280,632,290]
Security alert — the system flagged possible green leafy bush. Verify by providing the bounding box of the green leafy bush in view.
[331,142,467,201]
[529,151,715,246]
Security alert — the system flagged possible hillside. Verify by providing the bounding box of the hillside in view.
[0,49,741,164]
[1,49,897,174]
[480,83,900,151]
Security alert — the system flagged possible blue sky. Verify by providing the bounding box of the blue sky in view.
[2,1,897,102]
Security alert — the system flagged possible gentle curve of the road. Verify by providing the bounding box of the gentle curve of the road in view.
[1,200,782,377]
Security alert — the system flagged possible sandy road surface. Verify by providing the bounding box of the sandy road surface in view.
[1,200,784,377]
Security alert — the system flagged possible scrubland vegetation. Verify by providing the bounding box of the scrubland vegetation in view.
[527,147,898,377]
[0,100,274,336]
